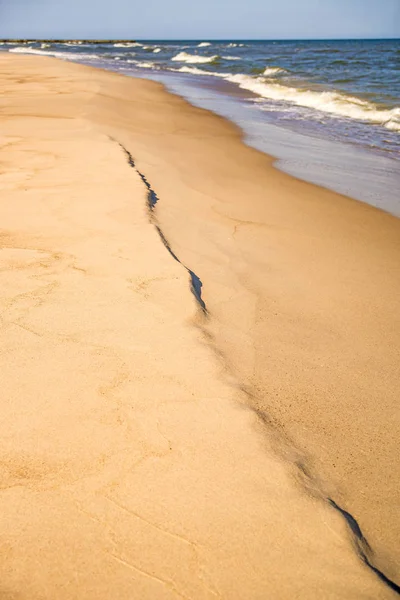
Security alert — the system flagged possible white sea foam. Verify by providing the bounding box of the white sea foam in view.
[263,67,284,76]
[384,108,400,132]
[128,60,157,69]
[9,46,96,61]
[170,63,399,131]
[10,47,61,56]
[113,42,142,48]
[10,46,39,53]
[171,51,218,64]
[174,66,208,75]
[225,74,400,131]
[173,66,228,79]
[198,42,211,47]
[153,47,162,53]
[222,55,241,61]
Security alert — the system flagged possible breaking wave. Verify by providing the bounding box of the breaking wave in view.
[168,62,400,132]
[126,60,158,69]
[171,51,219,64]
[174,66,208,75]
[113,42,142,48]
[263,67,285,76]
[8,46,95,61]
[8,46,106,64]
[225,74,400,131]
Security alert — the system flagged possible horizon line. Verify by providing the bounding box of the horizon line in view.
[1,36,399,42]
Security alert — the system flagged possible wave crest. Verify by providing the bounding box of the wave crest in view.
[127,60,158,69]
[226,74,400,131]
[171,51,218,64]
[175,66,208,75]
[113,42,142,48]
[263,67,284,76]
[9,46,94,61]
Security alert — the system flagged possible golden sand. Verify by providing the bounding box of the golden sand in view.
[0,54,399,598]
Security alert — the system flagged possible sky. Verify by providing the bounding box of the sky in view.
[0,0,399,40]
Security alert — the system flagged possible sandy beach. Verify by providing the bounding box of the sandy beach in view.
[0,53,399,598]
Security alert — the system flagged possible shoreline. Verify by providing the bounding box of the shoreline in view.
[1,54,399,598]
[2,39,399,217]
[122,67,400,218]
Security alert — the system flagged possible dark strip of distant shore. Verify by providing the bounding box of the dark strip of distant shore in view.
[1,39,137,44]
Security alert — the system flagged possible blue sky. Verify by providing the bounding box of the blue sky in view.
[0,0,399,39]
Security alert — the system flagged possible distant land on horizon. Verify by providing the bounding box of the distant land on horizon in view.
[1,37,399,43]
[0,39,139,44]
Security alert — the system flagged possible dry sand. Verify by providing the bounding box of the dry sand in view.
[0,54,399,598]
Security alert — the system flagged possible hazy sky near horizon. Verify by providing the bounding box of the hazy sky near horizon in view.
[0,0,399,39]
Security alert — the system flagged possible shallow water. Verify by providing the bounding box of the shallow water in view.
[136,70,400,216]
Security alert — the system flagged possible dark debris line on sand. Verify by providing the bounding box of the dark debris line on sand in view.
[115,137,400,597]
[115,141,207,315]
[328,500,400,595]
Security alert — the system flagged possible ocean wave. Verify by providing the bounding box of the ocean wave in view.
[153,48,162,53]
[222,55,241,61]
[10,46,64,56]
[263,67,284,76]
[8,46,96,61]
[384,108,400,131]
[62,42,90,47]
[332,77,355,84]
[173,66,229,79]
[127,60,158,69]
[174,66,209,75]
[227,43,245,48]
[171,51,218,64]
[10,46,40,54]
[226,74,400,131]
[313,48,341,53]
[198,42,211,47]
[113,42,142,47]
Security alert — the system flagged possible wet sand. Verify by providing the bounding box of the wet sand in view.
[0,54,399,598]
